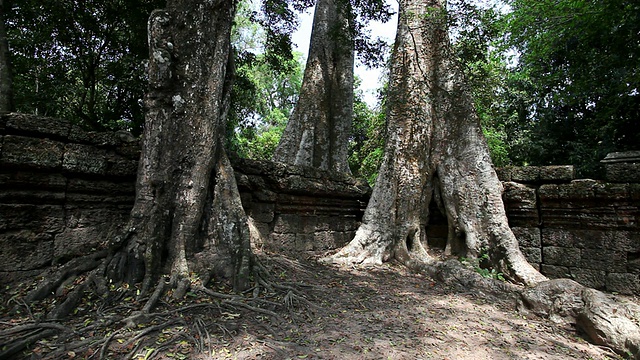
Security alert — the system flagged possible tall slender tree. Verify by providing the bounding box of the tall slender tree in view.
[272,0,354,173]
[0,0,12,112]
[325,0,544,286]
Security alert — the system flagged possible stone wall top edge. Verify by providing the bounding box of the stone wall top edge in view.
[231,157,371,191]
[1,112,139,151]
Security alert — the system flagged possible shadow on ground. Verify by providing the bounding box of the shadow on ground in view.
[0,253,626,359]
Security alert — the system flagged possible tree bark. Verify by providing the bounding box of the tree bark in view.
[325,0,544,286]
[322,3,640,356]
[109,0,254,294]
[272,0,354,173]
[0,0,13,112]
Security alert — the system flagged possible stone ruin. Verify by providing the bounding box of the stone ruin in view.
[1,113,639,294]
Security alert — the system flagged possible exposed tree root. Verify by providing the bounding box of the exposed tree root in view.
[1,254,317,359]
[25,250,108,303]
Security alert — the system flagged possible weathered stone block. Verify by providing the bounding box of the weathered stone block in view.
[270,233,295,249]
[4,113,71,138]
[106,154,138,177]
[503,183,539,226]
[540,264,571,279]
[252,189,277,202]
[296,234,314,251]
[315,216,332,232]
[606,273,640,294]
[0,230,54,271]
[67,178,135,195]
[313,231,337,250]
[507,166,575,183]
[1,136,64,169]
[513,227,541,248]
[495,167,512,182]
[580,249,627,272]
[521,247,541,264]
[593,183,631,207]
[543,246,581,267]
[63,143,107,175]
[570,268,606,290]
[542,228,627,249]
[604,163,640,183]
[299,216,318,234]
[0,204,65,232]
[510,166,541,183]
[628,256,640,274]
[69,126,121,146]
[0,172,67,191]
[248,202,275,223]
[630,184,640,202]
[538,166,575,182]
[273,214,299,234]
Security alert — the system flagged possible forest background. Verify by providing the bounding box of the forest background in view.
[3,0,639,180]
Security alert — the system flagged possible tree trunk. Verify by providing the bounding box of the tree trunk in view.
[272,0,354,173]
[0,0,13,112]
[108,0,254,294]
[325,0,545,286]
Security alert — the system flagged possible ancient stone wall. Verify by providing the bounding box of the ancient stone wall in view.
[1,114,638,294]
[0,113,139,283]
[0,113,369,284]
[498,165,640,294]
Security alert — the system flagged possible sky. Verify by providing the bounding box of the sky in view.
[291,1,399,108]
[289,0,508,107]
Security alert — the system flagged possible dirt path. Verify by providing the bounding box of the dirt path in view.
[204,255,621,360]
[1,254,627,359]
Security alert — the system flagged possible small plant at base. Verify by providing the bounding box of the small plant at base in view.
[460,252,506,281]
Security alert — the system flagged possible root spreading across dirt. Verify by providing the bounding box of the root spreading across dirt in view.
[0,253,632,359]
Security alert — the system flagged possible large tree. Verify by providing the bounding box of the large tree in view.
[272,0,355,172]
[325,1,640,356]
[0,0,11,112]
[326,0,543,286]
[26,0,255,315]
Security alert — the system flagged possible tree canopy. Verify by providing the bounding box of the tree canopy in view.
[506,0,640,176]
[4,0,163,133]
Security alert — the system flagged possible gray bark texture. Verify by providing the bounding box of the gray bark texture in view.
[108,0,254,294]
[325,0,544,286]
[322,1,640,356]
[0,0,13,112]
[272,0,354,173]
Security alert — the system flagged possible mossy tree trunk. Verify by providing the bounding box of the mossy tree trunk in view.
[109,0,254,295]
[326,0,545,286]
[272,0,354,173]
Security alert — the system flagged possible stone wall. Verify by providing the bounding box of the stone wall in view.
[1,114,639,294]
[232,157,369,255]
[0,113,369,284]
[498,166,640,294]
[0,113,139,283]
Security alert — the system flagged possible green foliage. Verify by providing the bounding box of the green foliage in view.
[228,2,304,160]
[349,82,386,185]
[449,2,522,167]
[506,0,640,177]
[227,51,302,160]
[5,0,162,134]
[460,252,505,281]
